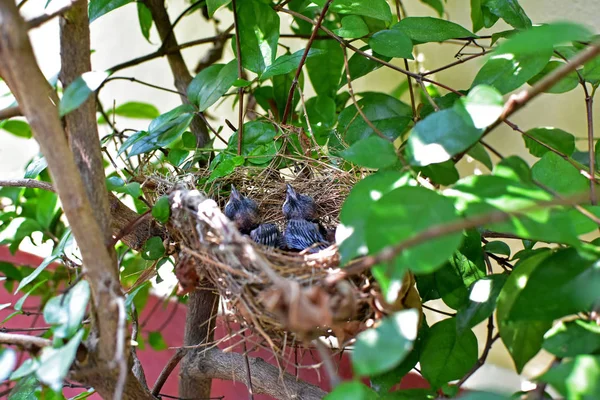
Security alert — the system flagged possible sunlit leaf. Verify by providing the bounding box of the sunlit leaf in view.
[59,72,109,116]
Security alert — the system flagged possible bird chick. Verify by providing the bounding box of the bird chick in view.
[282,184,318,221]
[224,185,259,234]
[224,185,281,247]
[283,219,329,253]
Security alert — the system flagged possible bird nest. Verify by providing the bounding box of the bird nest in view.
[164,162,379,352]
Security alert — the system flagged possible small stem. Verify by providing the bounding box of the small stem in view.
[456,316,498,388]
[231,0,244,155]
[585,89,596,204]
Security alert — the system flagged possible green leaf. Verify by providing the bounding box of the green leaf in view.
[523,127,576,157]
[370,29,414,59]
[420,0,444,17]
[24,157,48,179]
[1,120,32,138]
[207,0,231,17]
[468,142,493,170]
[35,190,58,230]
[226,121,280,165]
[43,280,90,339]
[338,171,414,264]
[148,331,168,350]
[539,356,600,399]
[152,196,171,224]
[543,319,600,358]
[531,152,588,196]
[302,95,336,145]
[509,248,600,321]
[137,2,153,42]
[353,309,419,376]
[416,160,460,186]
[406,105,483,167]
[188,61,238,111]
[261,48,325,81]
[420,318,478,389]
[59,71,109,116]
[341,47,392,87]
[236,0,279,74]
[111,102,159,120]
[272,69,303,120]
[324,381,378,400]
[328,0,392,23]
[208,155,245,182]
[0,348,17,381]
[307,40,344,98]
[89,0,133,23]
[142,236,165,260]
[481,0,531,30]
[583,57,600,83]
[125,281,150,312]
[484,241,511,256]
[459,85,503,129]
[338,92,412,145]
[14,279,49,311]
[366,187,463,275]
[497,251,553,372]
[340,136,398,169]
[114,182,142,198]
[455,393,508,400]
[472,50,552,94]
[10,359,41,383]
[36,330,84,392]
[394,17,476,43]
[8,375,40,399]
[334,16,369,39]
[528,60,579,94]
[495,22,593,56]
[456,274,507,333]
[6,218,43,254]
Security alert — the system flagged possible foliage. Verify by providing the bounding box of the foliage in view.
[1,0,600,398]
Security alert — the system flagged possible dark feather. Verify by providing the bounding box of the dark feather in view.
[250,223,282,248]
[282,184,317,221]
[283,219,329,253]
[224,185,259,233]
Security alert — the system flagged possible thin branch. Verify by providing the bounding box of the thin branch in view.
[104,76,186,96]
[326,191,590,284]
[0,179,55,192]
[0,105,21,120]
[456,316,499,388]
[26,0,77,29]
[152,349,187,396]
[421,50,490,77]
[280,0,333,124]
[0,332,51,352]
[585,87,596,204]
[422,304,456,317]
[313,338,341,389]
[231,0,244,155]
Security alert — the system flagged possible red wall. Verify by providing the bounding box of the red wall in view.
[0,247,428,398]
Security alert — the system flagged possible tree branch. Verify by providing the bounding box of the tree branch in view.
[186,347,327,400]
[144,0,210,148]
[0,105,21,120]
[26,0,77,29]
[0,179,55,192]
[0,332,51,353]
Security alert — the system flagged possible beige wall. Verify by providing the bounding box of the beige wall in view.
[1,0,599,393]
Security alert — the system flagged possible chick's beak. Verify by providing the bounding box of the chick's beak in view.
[285,183,297,200]
[230,184,240,201]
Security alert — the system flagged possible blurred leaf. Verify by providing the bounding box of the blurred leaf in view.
[456,274,507,333]
[543,319,600,357]
[325,0,392,23]
[236,0,279,74]
[523,127,576,157]
[113,182,142,198]
[15,279,49,311]
[142,236,165,260]
[340,47,392,87]
[338,171,414,263]
[36,329,84,391]
[406,105,482,167]
[480,0,531,30]
[24,157,48,179]
[394,17,476,43]
[137,2,153,42]
[472,50,551,94]
[459,85,503,129]
[59,71,109,116]
[338,92,412,145]
[35,190,58,230]
[366,187,463,275]
[167,149,189,166]
[420,318,478,389]
[0,348,17,381]
[540,356,600,399]
[207,0,231,17]
[420,0,444,17]
[208,155,245,182]
[8,374,40,399]
[416,160,460,186]
[148,331,168,350]
[484,241,511,256]
[496,22,592,56]
[340,136,398,169]
[528,60,579,94]
[334,16,369,39]
[7,218,42,254]
[125,281,150,312]
[583,57,600,83]
[467,143,493,170]
[370,29,414,59]
[152,196,170,224]
[261,48,325,80]
[324,381,378,400]
[89,0,133,23]
[109,102,159,120]
[531,152,588,196]
[456,393,509,400]
[497,251,553,373]
[226,121,281,165]
[1,120,32,138]
[188,61,238,111]
[509,248,600,321]
[43,280,90,339]
[353,309,419,376]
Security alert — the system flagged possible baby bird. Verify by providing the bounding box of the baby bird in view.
[282,184,330,253]
[224,185,281,248]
